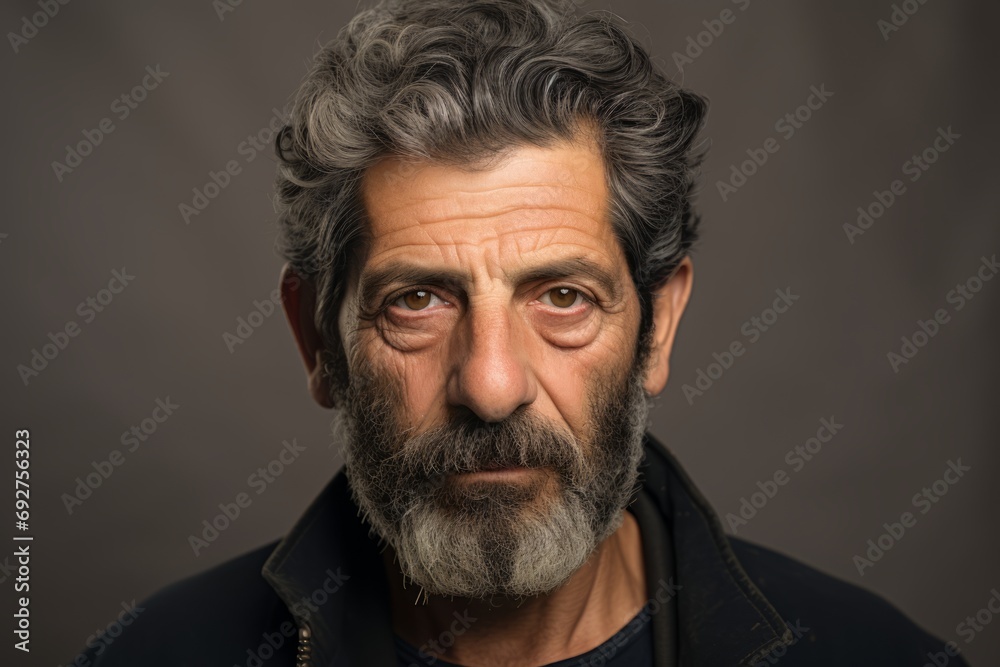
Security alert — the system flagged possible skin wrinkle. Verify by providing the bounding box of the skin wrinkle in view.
[377,181,602,216]
[364,150,607,231]
[367,210,607,257]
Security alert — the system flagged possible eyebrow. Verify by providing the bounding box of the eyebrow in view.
[357,256,625,310]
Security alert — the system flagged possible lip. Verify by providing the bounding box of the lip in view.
[451,466,541,482]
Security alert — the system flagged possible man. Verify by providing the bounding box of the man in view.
[79,1,968,665]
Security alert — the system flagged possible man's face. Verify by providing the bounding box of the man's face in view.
[334,137,652,599]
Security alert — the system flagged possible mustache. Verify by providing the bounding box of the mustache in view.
[380,408,590,485]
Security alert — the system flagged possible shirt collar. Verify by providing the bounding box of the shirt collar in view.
[261,432,793,666]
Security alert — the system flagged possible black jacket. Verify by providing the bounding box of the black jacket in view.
[79,434,969,666]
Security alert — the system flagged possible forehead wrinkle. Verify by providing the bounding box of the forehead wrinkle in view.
[366,223,621,284]
[365,165,608,220]
[369,188,618,249]
[369,207,613,253]
[428,180,602,203]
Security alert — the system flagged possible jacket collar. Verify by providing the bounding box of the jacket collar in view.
[638,434,793,665]
[262,432,792,666]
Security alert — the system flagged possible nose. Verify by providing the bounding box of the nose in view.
[447,302,536,422]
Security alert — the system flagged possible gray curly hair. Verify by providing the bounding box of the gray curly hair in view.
[274,0,708,404]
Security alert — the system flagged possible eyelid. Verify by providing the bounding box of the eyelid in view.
[382,283,597,309]
[388,287,450,311]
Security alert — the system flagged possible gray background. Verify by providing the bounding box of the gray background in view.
[1,0,997,665]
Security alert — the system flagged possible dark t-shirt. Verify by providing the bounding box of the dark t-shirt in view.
[394,605,654,666]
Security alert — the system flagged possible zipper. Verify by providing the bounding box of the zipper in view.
[296,622,313,667]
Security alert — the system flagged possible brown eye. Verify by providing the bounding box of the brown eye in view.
[543,287,582,308]
[396,290,438,310]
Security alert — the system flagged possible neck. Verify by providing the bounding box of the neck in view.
[383,509,646,667]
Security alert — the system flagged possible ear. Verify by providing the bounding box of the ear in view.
[642,257,694,397]
[279,264,334,408]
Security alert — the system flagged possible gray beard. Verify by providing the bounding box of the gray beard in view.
[336,353,650,600]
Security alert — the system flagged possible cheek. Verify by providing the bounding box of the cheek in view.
[535,332,633,441]
[546,291,640,440]
[357,334,448,431]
